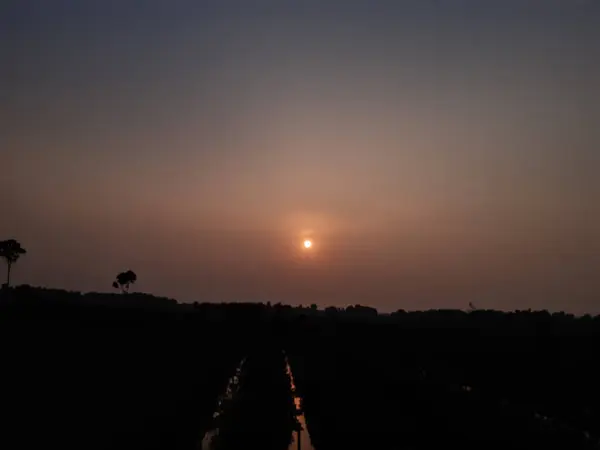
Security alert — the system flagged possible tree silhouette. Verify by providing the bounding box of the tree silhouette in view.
[0,239,27,288]
[112,270,137,294]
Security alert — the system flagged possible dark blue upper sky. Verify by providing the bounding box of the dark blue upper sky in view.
[2,1,599,312]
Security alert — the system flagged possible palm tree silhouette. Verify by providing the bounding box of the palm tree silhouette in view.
[112,270,137,294]
[0,239,27,288]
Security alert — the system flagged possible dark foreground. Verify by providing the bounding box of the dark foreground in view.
[1,286,599,450]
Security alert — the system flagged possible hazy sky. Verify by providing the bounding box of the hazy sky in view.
[2,1,599,313]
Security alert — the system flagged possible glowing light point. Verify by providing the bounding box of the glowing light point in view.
[303,239,312,249]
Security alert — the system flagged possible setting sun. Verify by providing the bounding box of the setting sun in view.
[303,239,312,249]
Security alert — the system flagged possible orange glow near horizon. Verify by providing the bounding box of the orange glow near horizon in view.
[3,2,599,314]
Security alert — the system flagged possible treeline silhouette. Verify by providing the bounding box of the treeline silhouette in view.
[1,285,599,449]
[0,286,260,450]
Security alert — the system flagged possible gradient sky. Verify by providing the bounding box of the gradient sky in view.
[2,0,599,313]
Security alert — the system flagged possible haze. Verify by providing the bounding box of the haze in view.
[2,1,599,313]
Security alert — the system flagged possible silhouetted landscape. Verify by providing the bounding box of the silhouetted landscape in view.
[4,1,600,448]
[1,284,599,449]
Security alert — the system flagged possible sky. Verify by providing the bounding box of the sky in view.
[2,0,599,313]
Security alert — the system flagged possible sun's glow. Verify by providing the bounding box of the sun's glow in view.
[303,239,312,249]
